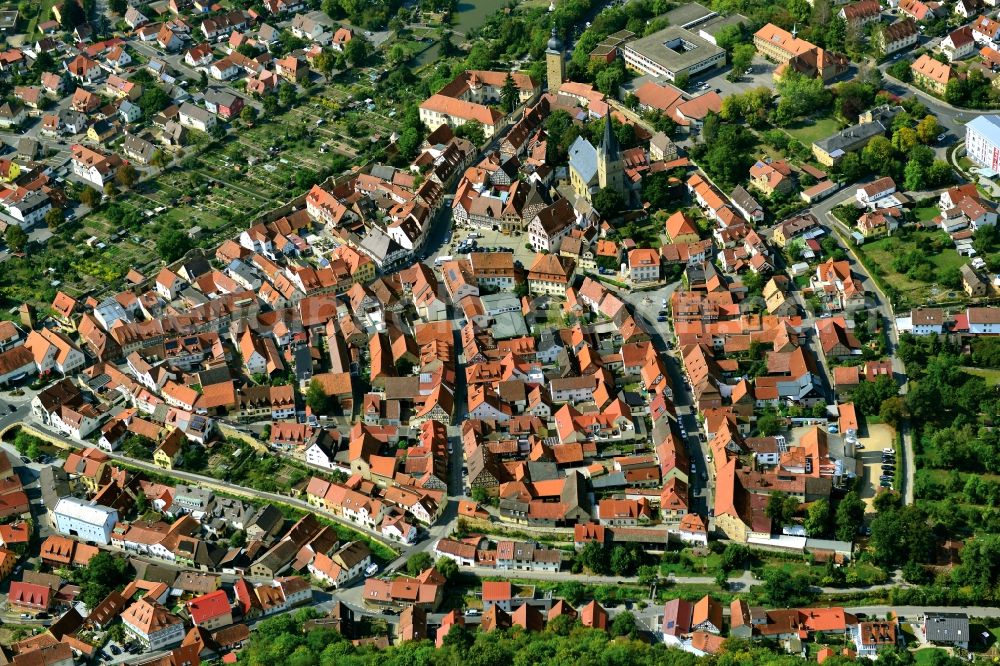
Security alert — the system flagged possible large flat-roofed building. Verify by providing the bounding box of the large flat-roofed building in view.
[754,23,849,81]
[621,25,726,82]
[664,2,717,28]
[697,14,750,45]
[965,114,1000,170]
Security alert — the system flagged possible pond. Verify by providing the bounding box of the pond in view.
[413,0,510,67]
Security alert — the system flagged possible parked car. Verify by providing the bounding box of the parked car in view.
[464,609,481,616]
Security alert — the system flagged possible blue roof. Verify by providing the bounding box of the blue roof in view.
[568,135,598,186]
[967,115,1000,145]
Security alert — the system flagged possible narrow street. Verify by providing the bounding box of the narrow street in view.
[620,282,713,519]
[816,196,915,504]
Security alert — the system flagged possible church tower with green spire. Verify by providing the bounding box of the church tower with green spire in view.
[597,113,625,196]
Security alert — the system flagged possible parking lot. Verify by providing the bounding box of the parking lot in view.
[853,423,897,512]
[688,55,778,101]
[446,224,537,269]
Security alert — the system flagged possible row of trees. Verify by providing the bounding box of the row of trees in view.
[763,490,864,541]
[241,603,872,666]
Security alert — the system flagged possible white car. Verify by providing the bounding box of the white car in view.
[882,448,895,455]
[937,133,946,142]
[365,563,380,577]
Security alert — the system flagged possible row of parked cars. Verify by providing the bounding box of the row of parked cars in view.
[879,447,896,490]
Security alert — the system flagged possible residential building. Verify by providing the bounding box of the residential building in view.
[527,253,574,297]
[940,25,975,60]
[966,114,1000,170]
[911,54,952,94]
[923,612,969,650]
[749,159,794,196]
[906,307,945,335]
[178,103,216,132]
[70,144,122,188]
[629,248,660,283]
[900,0,935,20]
[856,177,896,207]
[850,621,897,659]
[968,306,1000,333]
[186,589,233,630]
[123,599,186,650]
[877,19,919,55]
[839,0,882,28]
[962,264,989,297]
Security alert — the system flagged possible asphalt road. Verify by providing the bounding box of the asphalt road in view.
[807,189,915,504]
[620,281,713,519]
[25,417,400,549]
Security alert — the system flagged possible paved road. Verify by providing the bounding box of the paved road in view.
[129,40,262,113]
[620,281,713,518]
[24,417,401,550]
[809,190,915,503]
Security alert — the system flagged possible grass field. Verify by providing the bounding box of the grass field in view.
[858,230,967,303]
[961,366,1000,386]
[914,648,950,665]
[912,204,939,224]
[784,117,842,145]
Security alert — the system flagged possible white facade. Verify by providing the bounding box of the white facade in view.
[968,308,1000,334]
[679,527,708,547]
[124,614,184,650]
[178,103,217,132]
[50,408,101,440]
[966,115,1000,170]
[630,263,660,283]
[70,157,114,188]
[54,498,118,545]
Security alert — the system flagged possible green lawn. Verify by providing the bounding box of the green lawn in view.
[914,648,949,665]
[913,204,939,224]
[961,366,1000,386]
[857,229,967,303]
[659,552,724,577]
[784,117,842,145]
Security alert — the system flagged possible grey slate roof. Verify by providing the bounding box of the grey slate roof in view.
[568,135,598,185]
[813,121,886,155]
[923,612,969,644]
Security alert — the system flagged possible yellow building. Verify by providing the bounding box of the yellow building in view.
[86,121,117,145]
[153,429,183,470]
[0,548,16,581]
[0,159,20,183]
[911,54,952,95]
